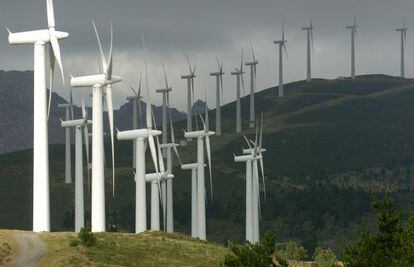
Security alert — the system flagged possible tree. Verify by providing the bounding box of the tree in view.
[342,195,411,266]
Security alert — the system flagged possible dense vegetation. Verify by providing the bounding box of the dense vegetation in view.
[1,75,414,257]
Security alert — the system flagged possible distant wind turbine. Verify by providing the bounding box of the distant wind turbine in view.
[210,58,225,136]
[58,86,74,184]
[274,23,288,97]
[181,57,197,135]
[302,21,314,82]
[346,15,358,79]
[61,100,91,232]
[245,40,259,128]
[127,74,143,169]
[231,49,245,133]
[396,22,408,78]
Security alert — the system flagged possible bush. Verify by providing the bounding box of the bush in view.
[79,225,97,247]
[69,239,79,247]
[223,232,288,267]
[313,247,337,267]
[277,241,308,261]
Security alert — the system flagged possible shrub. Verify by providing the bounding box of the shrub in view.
[313,247,337,267]
[223,232,288,267]
[79,225,97,247]
[277,241,308,261]
[69,239,79,247]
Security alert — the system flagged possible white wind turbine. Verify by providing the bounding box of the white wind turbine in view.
[128,75,143,169]
[157,65,182,233]
[7,0,68,232]
[234,117,266,243]
[274,23,288,98]
[181,163,199,237]
[302,21,314,82]
[184,110,215,240]
[346,15,358,79]
[71,22,122,232]
[396,22,408,78]
[231,49,245,133]
[61,101,91,232]
[58,87,74,184]
[181,57,197,135]
[245,40,259,128]
[210,58,225,136]
[116,37,163,234]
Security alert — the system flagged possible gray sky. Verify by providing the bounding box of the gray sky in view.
[0,0,413,111]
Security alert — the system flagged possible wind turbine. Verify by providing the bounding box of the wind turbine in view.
[157,65,182,233]
[234,117,266,243]
[231,49,245,133]
[116,37,162,234]
[274,23,288,97]
[61,101,91,232]
[7,0,68,232]
[245,40,259,128]
[302,21,314,82]
[58,87,74,184]
[210,58,224,136]
[127,75,143,169]
[181,57,197,135]
[184,112,215,240]
[70,22,121,232]
[396,22,408,78]
[346,15,358,79]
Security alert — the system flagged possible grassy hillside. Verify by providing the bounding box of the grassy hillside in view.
[2,75,414,256]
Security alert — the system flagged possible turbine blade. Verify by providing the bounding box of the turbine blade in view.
[47,46,55,120]
[69,85,74,119]
[83,125,90,190]
[92,21,108,73]
[106,22,113,80]
[148,134,159,174]
[142,35,152,129]
[168,101,182,165]
[50,35,64,86]
[250,38,256,63]
[81,99,87,120]
[106,84,116,197]
[130,86,138,97]
[186,56,192,74]
[46,0,55,29]
[162,62,168,89]
[205,135,213,201]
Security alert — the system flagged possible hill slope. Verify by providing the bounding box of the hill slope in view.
[1,74,414,255]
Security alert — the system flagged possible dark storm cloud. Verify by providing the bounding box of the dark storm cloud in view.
[0,0,413,109]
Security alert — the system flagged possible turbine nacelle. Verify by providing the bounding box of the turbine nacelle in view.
[242,148,266,155]
[127,95,143,101]
[181,163,206,170]
[145,172,174,182]
[70,74,122,88]
[156,87,172,93]
[7,29,69,45]
[117,129,162,140]
[61,118,90,128]
[184,130,215,139]
[159,143,180,149]
[234,154,263,162]
[181,74,196,79]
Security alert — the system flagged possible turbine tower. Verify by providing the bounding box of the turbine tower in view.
[181,57,197,134]
[127,75,143,169]
[231,50,245,133]
[210,58,224,136]
[302,21,314,82]
[184,114,215,240]
[71,22,121,232]
[157,65,182,233]
[61,101,91,232]
[274,23,288,97]
[181,163,201,237]
[7,0,68,232]
[396,22,408,78]
[346,15,358,79]
[245,41,259,128]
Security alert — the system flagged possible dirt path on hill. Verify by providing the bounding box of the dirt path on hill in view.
[7,233,45,267]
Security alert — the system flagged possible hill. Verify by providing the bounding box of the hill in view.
[0,230,228,266]
[0,70,186,154]
[1,74,414,256]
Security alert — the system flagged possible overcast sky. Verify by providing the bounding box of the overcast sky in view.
[0,0,413,111]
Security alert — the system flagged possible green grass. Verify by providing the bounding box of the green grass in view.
[38,231,228,266]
